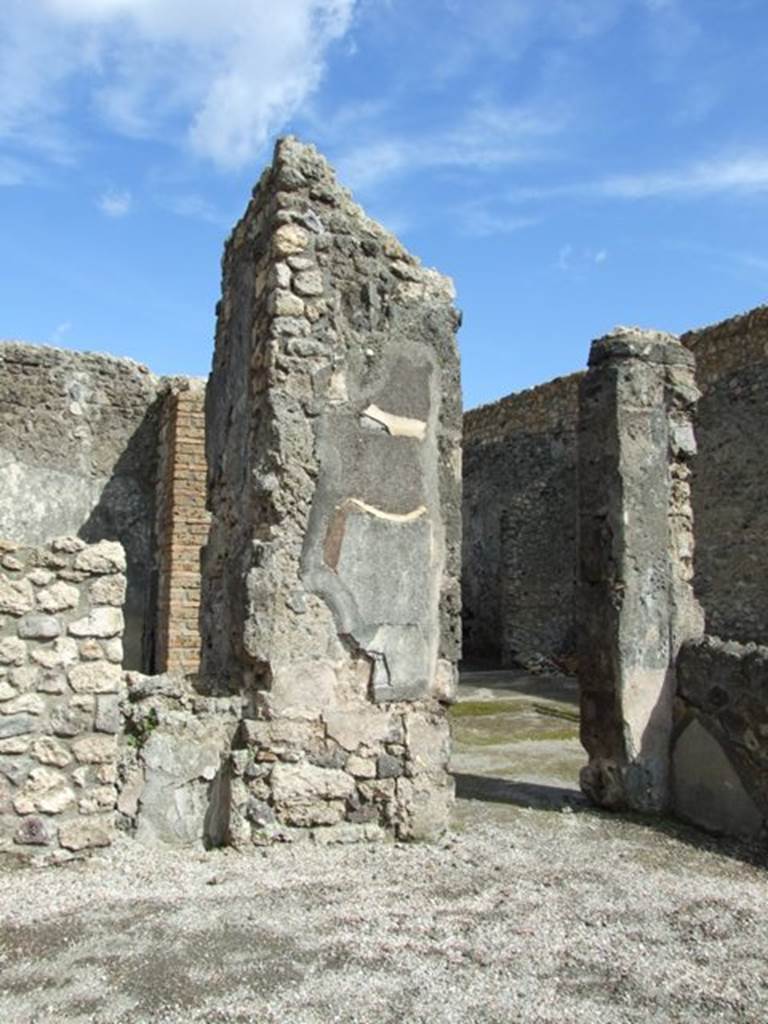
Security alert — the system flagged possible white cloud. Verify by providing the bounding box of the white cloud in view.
[508,153,768,204]
[458,200,538,237]
[556,244,607,272]
[50,321,72,345]
[335,99,566,191]
[97,188,132,217]
[1,0,357,169]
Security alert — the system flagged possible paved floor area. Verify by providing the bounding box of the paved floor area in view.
[450,667,586,826]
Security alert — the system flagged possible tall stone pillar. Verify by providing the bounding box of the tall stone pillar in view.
[201,139,462,842]
[578,327,702,812]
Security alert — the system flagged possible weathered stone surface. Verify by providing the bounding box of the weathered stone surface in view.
[13,768,75,814]
[89,574,126,607]
[68,661,122,693]
[31,637,79,668]
[200,138,459,842]
[130,700,236,848]
[462,374,581,667]
[94,695,120,734]
[10,665,40,691]
[51,703,93,737]
[271,762,356,804]
[72,735,116,764]
[323,708,396,752]
[673,716,763,838]
[0,715,36,740]
[578,327,703,813]
[13,816,51,846]
[2,694,45,716]
[0,638,27,666]
[73,541,126,575]
[681,307,768,645]
[36,581,80,613]
[58,817,113,851]
[0,577,34,616]
[68,608,124,639]
[17,614,60,640]
[30,737,72,768]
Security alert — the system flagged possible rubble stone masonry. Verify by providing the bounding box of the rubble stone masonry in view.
[682,306,768,644]
[202,138,462,842]
[462,373,581,666]
[0,342,163,670]
[0,537,126,860]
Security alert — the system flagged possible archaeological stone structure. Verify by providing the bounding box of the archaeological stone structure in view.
[462,373,581,669]
[0,138,461,861]
[1,132,767,860]
[0,538,125,855]
[577,328,703,813]
[201,137,461,843]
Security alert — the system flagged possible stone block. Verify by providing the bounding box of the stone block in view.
[13,767,75,815]
[59,817,113,851]
[72,735,116,764]
[17,614,60,640]
[94,694,120,734]
[73,541,126,574]
[31,637,79,668]
[0,577,34,616]
[14,816,52,846]
[0,638,27,666]
[0,715,36,740]
[68,661,122,693]
[36,581,80,613]
[673,717,763,839]
[30,737,72,768]
[68,608,124,639]
[89,574,126,607]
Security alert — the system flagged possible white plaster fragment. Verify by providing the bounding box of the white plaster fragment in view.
[361,404,427,441]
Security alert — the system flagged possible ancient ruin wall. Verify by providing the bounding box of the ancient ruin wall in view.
[682,306,768,644]
[154,381,210,675]
[0,537,126,860]
[578,328,703,813]
[203,138,462,842]
[673,635,768,840]
[462,373,581,666]
[0,343,164,670]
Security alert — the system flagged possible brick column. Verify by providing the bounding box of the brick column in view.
[155,382,209,675]
[578,328,703,812]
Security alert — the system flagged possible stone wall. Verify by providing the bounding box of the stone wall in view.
[202,138,461,842]
[154,381,209,674]
[0,342,164,670]
[462,373,581,666]
[0,537,126,860]
[673,635,768,840]
[682,306,768,644]
[578,328,703,813]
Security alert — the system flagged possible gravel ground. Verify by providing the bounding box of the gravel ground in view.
[1,803,766,1024]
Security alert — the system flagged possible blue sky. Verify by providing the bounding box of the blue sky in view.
[1,0,767,409]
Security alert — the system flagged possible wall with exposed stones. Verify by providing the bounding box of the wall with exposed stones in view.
[202,138,461,843]
[462,373,581,667]
[0,343,164,670]
[0,537,126,861]
[682,306,768,644]
[578,328,703,813]
[673,635,768,840]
